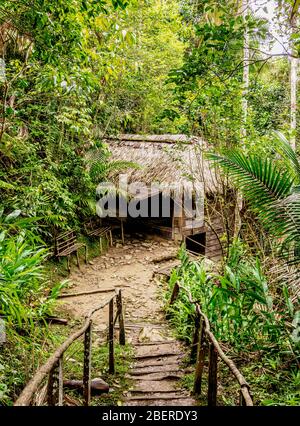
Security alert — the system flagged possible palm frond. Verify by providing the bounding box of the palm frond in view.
[208,150,294,237]
[273,131,300,181]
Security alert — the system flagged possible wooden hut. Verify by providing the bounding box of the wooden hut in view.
[101,134,227,262]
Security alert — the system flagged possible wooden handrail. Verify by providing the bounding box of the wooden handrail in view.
[14,290,126,407]
[169,282,253,406]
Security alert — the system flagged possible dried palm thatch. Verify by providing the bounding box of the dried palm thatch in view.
[103,134,220,194]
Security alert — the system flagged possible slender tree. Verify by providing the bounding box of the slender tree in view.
[290,1,299,150]
[234,0,250,237]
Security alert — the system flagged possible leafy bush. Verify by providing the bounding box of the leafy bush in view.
[167,242,299,354]
[0,210,66,326]
[165,242,299,405]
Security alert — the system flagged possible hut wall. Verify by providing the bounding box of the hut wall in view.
[179,196,228,261]
[204,197,227,261]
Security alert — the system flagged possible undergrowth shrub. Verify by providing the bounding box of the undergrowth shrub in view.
[0,210,66,326]
[167,240,299,355]
[165,241,300,405]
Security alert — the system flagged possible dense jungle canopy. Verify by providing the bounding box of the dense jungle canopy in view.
[0,0,299,408]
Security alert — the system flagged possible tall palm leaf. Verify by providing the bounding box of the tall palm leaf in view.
[208,151,294,237]
[208,134,300,263]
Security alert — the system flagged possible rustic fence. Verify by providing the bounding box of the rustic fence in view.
[14,289,125,406]
[169,282,253,406]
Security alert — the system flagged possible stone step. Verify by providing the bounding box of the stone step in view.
[133,355,184,368]
[134,351,182,360]
[125,398,196,406]
[129,380,181,393]
[130,365,183,375]
[126,372,183,381]
[126,393,190,401]
[135,344,181,358]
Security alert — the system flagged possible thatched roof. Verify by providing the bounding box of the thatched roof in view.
[104,134,219,195]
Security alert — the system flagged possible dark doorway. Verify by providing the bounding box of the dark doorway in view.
[124,192,175,239]
[185,233,206,255]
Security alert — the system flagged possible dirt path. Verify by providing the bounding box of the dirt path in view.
[60,232,196,406]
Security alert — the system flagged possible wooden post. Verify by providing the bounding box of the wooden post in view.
[83,321,92,406]
[121,220,125,245]
[207,343,218,406]
[84,245,88,263]
[58,357,64,406]
[193,317,207,395]
[239,389,246,406]
[109,298,115,374]
[47,361,59,406]
[167,282,180,319]
[117,290,125,345]
[76,250,81,270]
[170,282,180,305]
[239,385,251,406]
[190,311,200,363]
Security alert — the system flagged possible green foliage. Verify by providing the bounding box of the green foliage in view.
[165,243,299,405]
[248,80,289,135]
[168,243,298,352]
[0,211,66,326]
[209,133,300,263]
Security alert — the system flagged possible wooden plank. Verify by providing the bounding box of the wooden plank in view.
[56,231,74,241]
[206,243,222,250]
[57,235,77,246]
[205,235,220,243]
[56,239,77,253]
[206,249,222,257]
[58,288,115,299]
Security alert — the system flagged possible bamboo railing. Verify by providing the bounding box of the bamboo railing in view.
[169,282,253,406]
[14,289,125,406]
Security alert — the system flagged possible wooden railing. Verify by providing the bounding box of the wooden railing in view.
[169,282,253,407]
[14,290,125,406]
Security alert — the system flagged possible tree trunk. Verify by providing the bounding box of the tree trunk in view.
[0,58,5,82]
[234,0,249,238]
[290,14,298,151]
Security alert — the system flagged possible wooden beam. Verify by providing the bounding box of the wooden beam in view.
[83,322,92,406]
[108,299,115,374]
